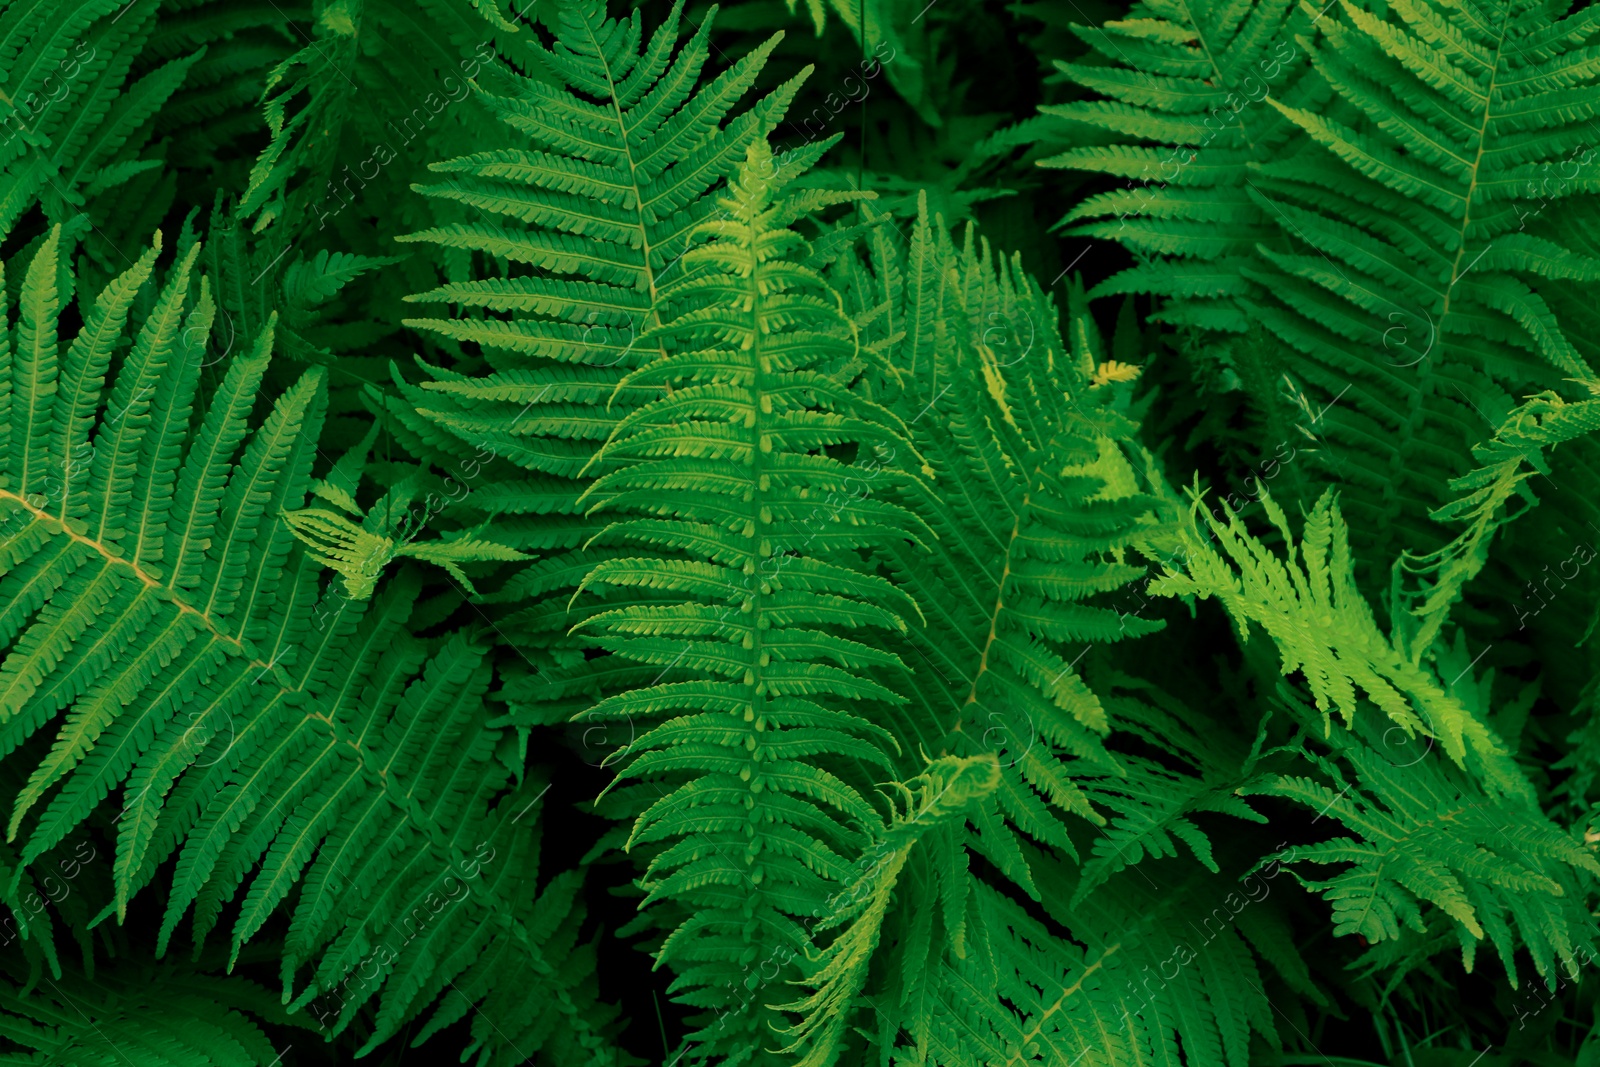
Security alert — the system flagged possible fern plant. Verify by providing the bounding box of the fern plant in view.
[905,844,1289,1067]
[384,0,822,725]
[753,188,1304,1067]
[0,954,306,1066]
[236,0,517,242]
[853,198,1177,849]
[393,0,808,476]
[0,0,204,257]
[2,0,1600,1063]
[1035,0,1318,333]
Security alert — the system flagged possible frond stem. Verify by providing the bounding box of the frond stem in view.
[952,493,1027,737]
[0,488,260,668]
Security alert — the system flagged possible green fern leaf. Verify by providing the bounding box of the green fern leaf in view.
[569,139,927,1061]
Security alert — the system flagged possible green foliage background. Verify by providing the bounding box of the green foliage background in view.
[0,0,1596,1064]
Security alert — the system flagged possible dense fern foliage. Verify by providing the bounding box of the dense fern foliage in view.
[1,0,1600,1064]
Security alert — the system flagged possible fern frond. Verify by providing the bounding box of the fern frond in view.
[398,0,808,484]
[903,846,1284,1067]
[1149,485,1599,984]
[0,957,298,1065]
[1221,0,1600,565]
[0,225,625,1065]
[0,0,202,249]
[236,0,515,240]
[774,753,1000,1067]
[1250,699,1600,987]
[850,195,1187,888]
[745,186,1279,1067]
[1150,487,1523,793]
[1395,390,1600,660]
[569,139,927,1061]
[1034,0,1600,579]
[1034,0,1319,330]
[284,485,529,598]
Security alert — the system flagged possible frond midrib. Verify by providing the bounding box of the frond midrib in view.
[1385,3,1510,522]
[952,499,1024,736]
[581,14,666,324]
[1176,0,1262,157]
[0,488,259,666]
[1003,939,1123,1067]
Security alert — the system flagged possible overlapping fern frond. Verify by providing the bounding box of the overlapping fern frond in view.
[0,0,204,250]
[1150,489,1520,790]
[1235,0,1600,564]
[1035,0,1318,331]
[755,193,1289,1066]
[854,199,1178,854]
[395,0,808,480]
[0,224,623,1064]
[986,0,1337,539]
[1153,488,1600,982]
[775,753,1000,1067]
[1394,391,1600,661]
[1251,706,1600,987]
[383,0,820,699]
[0,956,304,1066]
[905,846,1288,1067]
[1038,0,1600,578]
[237,0,516,242]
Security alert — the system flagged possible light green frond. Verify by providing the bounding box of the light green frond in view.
[774,753,1000,1067]
[1149,487,1523,793]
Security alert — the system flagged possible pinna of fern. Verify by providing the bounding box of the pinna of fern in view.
[562,137,932,1063]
